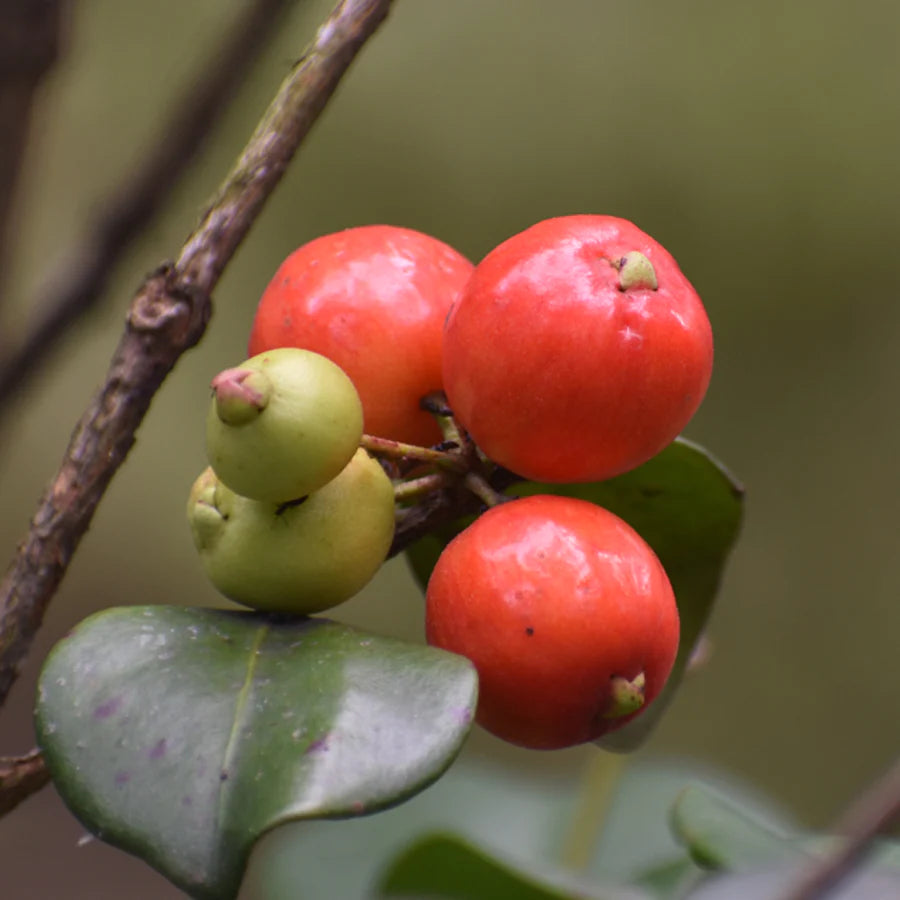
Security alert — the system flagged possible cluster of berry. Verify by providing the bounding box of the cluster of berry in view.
[187,215,713,750]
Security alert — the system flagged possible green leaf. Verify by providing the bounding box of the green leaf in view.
[405,518,475,594]
[378,831,651,900]
[35,606,477,900]
[405,437,744,751]
[670,785,806,872]
[670,785,900,895]
[630,855,703,898]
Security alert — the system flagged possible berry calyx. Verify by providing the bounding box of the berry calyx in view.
[206,347,363,503]
[615,251,658,291]
[604,673,647,719]
[210,367,271,425]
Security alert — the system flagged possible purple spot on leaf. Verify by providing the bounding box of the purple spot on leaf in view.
[114,771,130,786]
[182,796,193,807]
[307,735,330,754]
[148,739,167,760]
[94,696,122,719]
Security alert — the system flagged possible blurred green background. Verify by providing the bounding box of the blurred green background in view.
[1,0,899,897]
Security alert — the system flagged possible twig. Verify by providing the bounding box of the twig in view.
[0,0,65,311]
[0,0,296,409]
[388,465,522,557]
[393,472,452,504]
[0,749,50,816]
[0,0,394,711]
[780,755,900,900]
[463,471,510,508]
[362,433,465,469]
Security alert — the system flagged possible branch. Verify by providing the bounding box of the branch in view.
[0,0,65,310]
[388,465,523,557]
[780,755,900,900]
[0,749,50,816]
[0,0,394,710]
[0,0,296,409]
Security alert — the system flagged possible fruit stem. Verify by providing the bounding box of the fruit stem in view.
[419,390,452,418]
[560,752,628,871]
[463,472,509,508]
[421,390,471,449]
[361,434,465,471]
[393,472,452,503]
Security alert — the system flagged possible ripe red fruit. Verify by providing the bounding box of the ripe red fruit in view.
[425,495,679,750]
[249,225,474,446]
[442,215,713,483]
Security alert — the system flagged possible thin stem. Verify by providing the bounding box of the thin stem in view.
[421,390,468,448]
[362,433,464,469]
[0,0,395,713]
[463,472,510,508]
[0,749,50,817]
[0,1,64,313]
[387,464,523,558]
[560,752,628,870]
[0,0,297,410]
[779,755,900,900]
[419,390,452,418]
[393,472,452,504]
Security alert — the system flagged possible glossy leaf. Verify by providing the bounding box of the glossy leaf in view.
[35,606,477,900]
[670,785,806,871]
[405,437,744,751]
[378,831,651,900]
[252,756,582,899]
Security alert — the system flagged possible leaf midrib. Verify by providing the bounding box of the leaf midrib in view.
[217,623,269,823]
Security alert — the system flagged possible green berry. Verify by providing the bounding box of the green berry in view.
[206,348,363,503]
[187,449,395,614]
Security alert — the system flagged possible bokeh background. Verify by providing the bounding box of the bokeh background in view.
[1,1,899,897]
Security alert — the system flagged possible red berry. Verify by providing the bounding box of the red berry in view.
[425,495,679,750]
[442,215,713,483]
[249,225,474,446]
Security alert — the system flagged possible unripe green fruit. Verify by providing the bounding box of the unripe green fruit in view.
[187,449,395,614]
[206,348,363,503]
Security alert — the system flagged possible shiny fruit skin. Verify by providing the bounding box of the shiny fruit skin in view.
[206,348,363,503]
[442,215,713,483]
[249,225,474,446]
[187,449,395,614]
[425,495,679,750]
